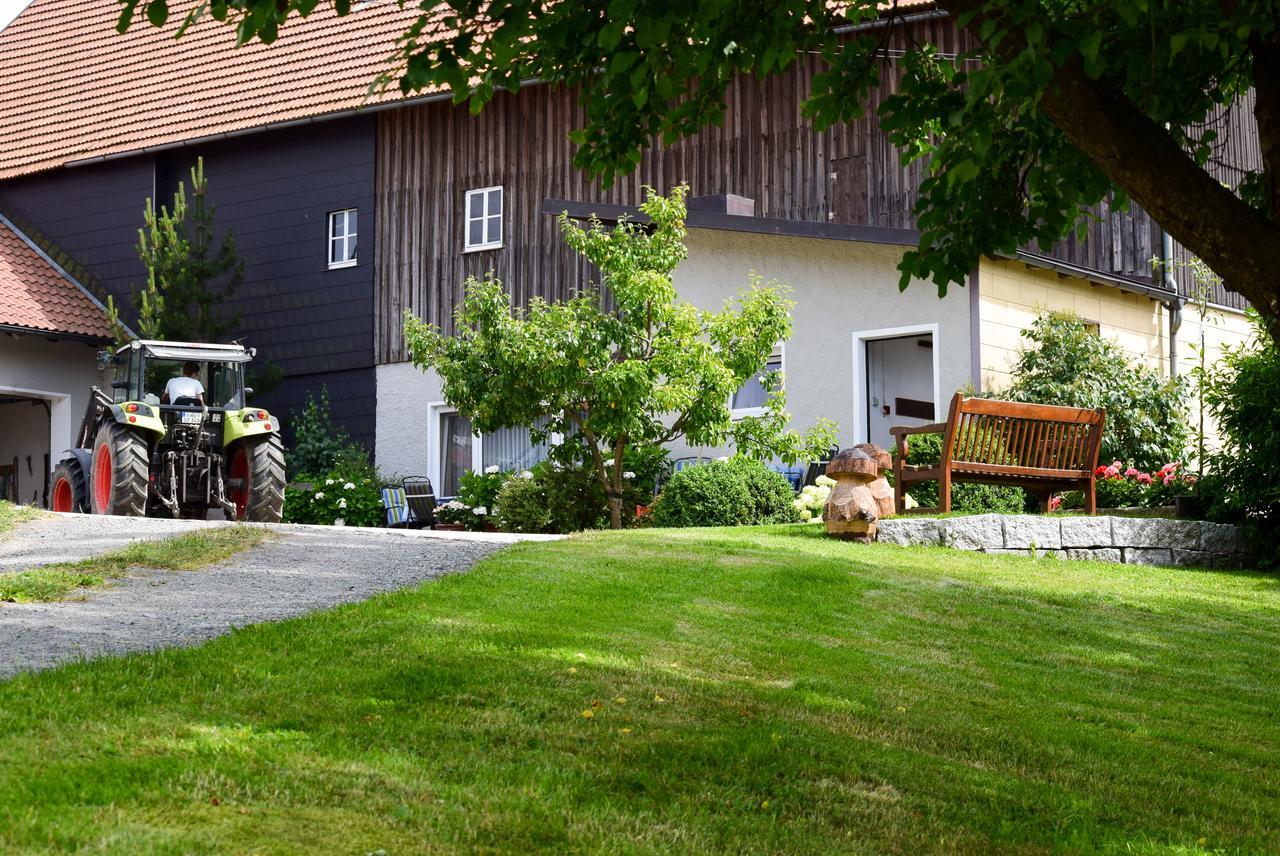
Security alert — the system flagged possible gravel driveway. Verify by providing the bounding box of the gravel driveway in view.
[0,514,559,679]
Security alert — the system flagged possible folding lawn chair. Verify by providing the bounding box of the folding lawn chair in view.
[401,476,437,528]
[381,486,414,529]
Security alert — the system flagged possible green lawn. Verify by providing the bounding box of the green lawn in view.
[0,526,269,602]
[1,526,1277,854]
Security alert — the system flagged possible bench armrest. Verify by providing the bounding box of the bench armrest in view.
[889,422,946,438]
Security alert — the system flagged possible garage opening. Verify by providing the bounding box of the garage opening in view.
[0,393,51,506]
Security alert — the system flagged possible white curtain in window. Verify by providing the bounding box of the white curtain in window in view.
[482,417,551,473]
[440,411,473,497]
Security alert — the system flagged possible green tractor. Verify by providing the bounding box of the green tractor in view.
[51,340,285,522]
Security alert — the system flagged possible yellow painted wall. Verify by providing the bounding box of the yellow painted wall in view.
[977,256,1255,456]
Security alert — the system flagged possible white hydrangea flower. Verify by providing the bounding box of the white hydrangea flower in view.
[338,498,348,509]
[520,470,534,479]
[343,482,356,490]
[314,492,325,500]
[715,455,730,463]
[473,506,488,516]
[815,475,837,488]
[325,479,334,486]
[484,465,500,475]
[623,471,636,479]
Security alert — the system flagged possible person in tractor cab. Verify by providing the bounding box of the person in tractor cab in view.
[161,361,206,406]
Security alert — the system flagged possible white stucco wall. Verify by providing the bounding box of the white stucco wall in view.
[668,229,971,458]
[375,228,972,476]
[0,333,108,503]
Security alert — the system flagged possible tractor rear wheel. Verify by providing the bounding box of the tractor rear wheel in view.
[227,435,285,523]
[90,422,149,516]
[51,460,87,513]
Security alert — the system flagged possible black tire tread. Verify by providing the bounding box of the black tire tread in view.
[241,435,285,523]
[91,421,148,516]
[51,460,88,513]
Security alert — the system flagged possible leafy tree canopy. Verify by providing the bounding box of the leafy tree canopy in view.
[403,186,836,529]
[118,0,1280,334]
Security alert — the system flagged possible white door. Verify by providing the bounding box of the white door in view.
[865,333,936,449]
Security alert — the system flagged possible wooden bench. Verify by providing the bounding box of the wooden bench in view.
[890,393,1106,515]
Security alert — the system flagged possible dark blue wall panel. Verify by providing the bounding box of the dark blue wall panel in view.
[0,116,378,453]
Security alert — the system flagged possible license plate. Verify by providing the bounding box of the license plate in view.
[180,411,202,425]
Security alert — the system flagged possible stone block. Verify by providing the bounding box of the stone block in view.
[876,518,942,547]
[982,548,1062,559]
[1170,549,1213,568]
[1122,547,1173,566]
[1060,516,1113,548]
[941,515,1006,551]
[1063,547,1122,563]
[1111,518,1200,551]
[1200,522,1244,555]
[1002,515,1062,550]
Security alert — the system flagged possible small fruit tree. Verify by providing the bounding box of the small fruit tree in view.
[404,185,835,529]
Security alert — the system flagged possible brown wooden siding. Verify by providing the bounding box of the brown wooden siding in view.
[374,16,1259,362]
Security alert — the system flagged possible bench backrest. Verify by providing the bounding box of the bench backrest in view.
[941,393,1105,475]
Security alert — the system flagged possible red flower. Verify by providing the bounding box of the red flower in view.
[1124,467,1141,478]
[1135,472,1153,485]
[1049,496,1063,511]
[1095,466,1108,477]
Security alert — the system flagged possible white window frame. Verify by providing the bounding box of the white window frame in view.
[427,402,483,499]
[327,208,358,269]
[463,186,504,252]
[850,323,941,445]
[730,342,786,419]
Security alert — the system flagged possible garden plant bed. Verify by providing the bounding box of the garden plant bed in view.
[878,513,1249,567]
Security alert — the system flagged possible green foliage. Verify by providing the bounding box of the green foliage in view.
[282,472,383,528]
[492,472,552,534]
[1004,312,1188,471]
[493,450,646,534]
[1197,311,1280,559]
[650,457,801,528]
[900,432,1026,514]
[132,157,243,342]
[404,186,835,528]
[134,1,1280,321]
[287,388,367,480]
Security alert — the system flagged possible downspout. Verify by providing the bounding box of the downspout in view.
[1161,228,1183,378]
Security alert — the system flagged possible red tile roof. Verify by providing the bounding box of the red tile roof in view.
[0,217,114,340]
[0,1,937,182]
[0,0,435,181]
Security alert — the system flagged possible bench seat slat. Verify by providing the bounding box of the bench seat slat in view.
[949,461,1091,480]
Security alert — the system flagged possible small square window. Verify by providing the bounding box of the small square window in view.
[328,209,358,269]
[732,344,785,415]
[464,186,503,252]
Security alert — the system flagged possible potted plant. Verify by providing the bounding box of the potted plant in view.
[434,500,472,531]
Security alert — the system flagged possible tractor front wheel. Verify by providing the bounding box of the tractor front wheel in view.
[227,436,285,523]
[90,422,149,516]
[51,460,87,513]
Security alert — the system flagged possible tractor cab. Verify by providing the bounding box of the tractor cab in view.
[52,340,285,521]
[107,340,259,449]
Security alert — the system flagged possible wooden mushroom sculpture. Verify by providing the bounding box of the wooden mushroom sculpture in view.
[823,444,895,542]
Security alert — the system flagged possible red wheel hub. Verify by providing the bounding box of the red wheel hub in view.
[52,477,73,513]
[229,447,250,521]
[93,443,112,513]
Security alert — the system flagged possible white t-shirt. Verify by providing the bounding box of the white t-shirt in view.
[165,375,205,403]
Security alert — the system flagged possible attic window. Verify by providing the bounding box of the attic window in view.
[464,186,503,252]
[328,209,358,269]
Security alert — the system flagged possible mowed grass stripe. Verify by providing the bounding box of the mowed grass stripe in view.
[0,526,270,602]
[0,525,1277,854]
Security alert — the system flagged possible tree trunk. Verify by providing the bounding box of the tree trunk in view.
[607,495,623,530]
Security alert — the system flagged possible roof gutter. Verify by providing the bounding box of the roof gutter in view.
[0,323,112,344]
[1006,250,1184,304]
